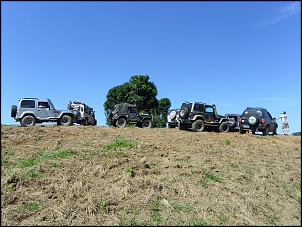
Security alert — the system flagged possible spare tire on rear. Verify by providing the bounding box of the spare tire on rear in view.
[11,105,17,118]
[72,110,80,118]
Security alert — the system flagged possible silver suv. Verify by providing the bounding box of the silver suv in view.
[11,98,75,127]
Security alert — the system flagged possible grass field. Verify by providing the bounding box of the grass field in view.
[1,125,301,226]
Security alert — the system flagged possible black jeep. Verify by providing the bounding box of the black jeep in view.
[177,101,230,132]
[105,103,153,128]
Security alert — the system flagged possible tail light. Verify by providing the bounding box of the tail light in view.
[261,119,265,125]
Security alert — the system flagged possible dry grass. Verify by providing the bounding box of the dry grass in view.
[1,125,301,226]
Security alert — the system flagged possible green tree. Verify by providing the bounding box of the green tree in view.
[152,98,171,127]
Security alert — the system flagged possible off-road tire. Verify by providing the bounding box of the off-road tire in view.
[142,119,152,128]
[228,118,236,128]
[192,120,205,132]
[219,122,230,133]
[116,118,127,128]
[93,120,97,126]
[179,107,189,119]
[21,115,36,127]
[272,129,277,135]
[72,110,80,118]
[59,115,73,126]
[11,105,17,118]
[263,126,270,136]
[248,116,258,126]
[178,121,188,130]
[239,128,246,134]
[84,118,89,126]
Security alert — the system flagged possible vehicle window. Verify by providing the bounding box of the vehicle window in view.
[205,106,214,113]
[38,102,49,108]
[266,111,273,120]
[129,107,137,113]
[194,104,204,112]
[20,100,35,108]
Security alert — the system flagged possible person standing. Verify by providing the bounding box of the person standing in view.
[276,111,289,135]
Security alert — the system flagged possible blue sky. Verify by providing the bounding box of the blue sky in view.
[1,1,301,134]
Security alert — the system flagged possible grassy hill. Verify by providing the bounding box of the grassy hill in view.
[1,125,301,226]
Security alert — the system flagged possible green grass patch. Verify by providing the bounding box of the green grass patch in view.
[190,218,212,226]
[24,202,43,211]
[103,136,138,151]
[18,158,40,168]
[44,149,78,159]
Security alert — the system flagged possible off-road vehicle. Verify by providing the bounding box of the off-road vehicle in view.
[225,113,241,132]
[239,107,278,136]
[177,101,230,132]
[105,103,153,128]
[67,101,97,126]
[167,109,179,128]
[11,98,75,127]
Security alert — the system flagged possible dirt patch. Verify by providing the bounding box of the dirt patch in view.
[1,125,301,226]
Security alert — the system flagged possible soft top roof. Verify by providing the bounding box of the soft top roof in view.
[115,103,137,108]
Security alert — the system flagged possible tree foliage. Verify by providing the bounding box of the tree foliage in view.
[103,74,171,127]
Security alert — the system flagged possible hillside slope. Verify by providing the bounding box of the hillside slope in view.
[1,125,301,226]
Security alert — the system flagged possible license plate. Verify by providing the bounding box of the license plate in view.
[242,125,249,128]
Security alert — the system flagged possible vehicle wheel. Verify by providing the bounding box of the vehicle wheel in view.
[248,116,258,126]
[112,120,117,127]
[93,120,97,126]
[11,105,17,117]
[192,120,205,132]
[263,126,270,136]
[227,118,236,128]
[179,107,189,119]
[142,119,152,128]
[60,115,73,126]
[219,122,230,133]
[72,110,80,118]
[116,118,127,128]
[57,121,61,125]
[252,130,256,134]
[178,121,188,130]
[272,129,277,135]
[84,118,89,126]
[21,115,36,127]
[239,128,246,134]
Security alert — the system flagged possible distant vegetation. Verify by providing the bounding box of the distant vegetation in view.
[292,132,301,136]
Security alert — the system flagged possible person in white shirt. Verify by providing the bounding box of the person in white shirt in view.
[276,111,289,135]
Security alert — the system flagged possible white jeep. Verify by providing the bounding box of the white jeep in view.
[67,101,97,126]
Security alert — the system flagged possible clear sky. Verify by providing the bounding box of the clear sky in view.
[1,1,301,134]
